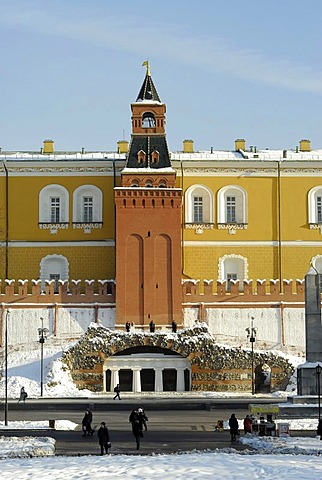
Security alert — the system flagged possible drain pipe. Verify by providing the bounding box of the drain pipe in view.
[277,161,282,290]
[180,160,186,277]
[3,161,9,279]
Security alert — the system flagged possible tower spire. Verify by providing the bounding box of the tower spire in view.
[142,60,151,76]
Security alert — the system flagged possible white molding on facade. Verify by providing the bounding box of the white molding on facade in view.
[308,185,322,224]
[39,184,69,223]
[218,254,248,283]
[72,184,103,224]
[183,240,322,247]
[184,184,214,224]
[40,254,69,290]
[7,240,115,247]
[217,185,247,225]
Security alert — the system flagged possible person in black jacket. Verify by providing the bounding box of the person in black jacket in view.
[317,419,322,440]
[82,409,94,437]
[97,422,111,455]
[113,384,121,400]
[129,409,144,450]
[229,413,239,442]
[18,386,28,403]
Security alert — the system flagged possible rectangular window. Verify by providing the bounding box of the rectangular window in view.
[49,273,60,294]
[193,196,203,222]
[226,273,237,292]
[226,196,236,223]
[317,197,322,223]
[50,197,60,223]
[83,196,93,222]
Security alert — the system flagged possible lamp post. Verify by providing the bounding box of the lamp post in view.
[316,364,322,422]
[4,309,9,426]
[246,316,257,395]
[38,318,49,397]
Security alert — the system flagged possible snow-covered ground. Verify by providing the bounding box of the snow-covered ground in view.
[0,435,322,479]
[2,337,322,478]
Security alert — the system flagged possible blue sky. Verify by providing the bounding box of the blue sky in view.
[0,0,322,152]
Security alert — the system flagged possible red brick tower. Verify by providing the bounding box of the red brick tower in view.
[115,63,182,328]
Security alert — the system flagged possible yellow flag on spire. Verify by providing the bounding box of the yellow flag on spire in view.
[142,60,151,76]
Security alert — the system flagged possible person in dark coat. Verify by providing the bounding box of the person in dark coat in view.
[129,409,144,450]
[97,422,111,454]
[229,413,239,442]
[125,321,131,332]
[18,386,28,403]
[82,409,94,436]
[149,321,155,333]
[317,419,322,440]
[171,321,177,333]
[137,407,148,431]
[113,384,121,400]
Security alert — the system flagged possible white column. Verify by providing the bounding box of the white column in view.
[176,368,185,392]
[132,367,142,393]
[110,369,119,392]
[154,368,164,392]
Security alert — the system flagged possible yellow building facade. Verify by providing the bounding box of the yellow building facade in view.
[0,71,322,295]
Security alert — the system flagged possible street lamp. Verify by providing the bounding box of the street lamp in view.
[4,309,9,426]
[38,317,49,397]
[246,316,257,395]
[316,364,322,422]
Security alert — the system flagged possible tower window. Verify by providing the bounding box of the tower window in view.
[151,150,160,164]
[138,150,146,164]
[142,112,156,128]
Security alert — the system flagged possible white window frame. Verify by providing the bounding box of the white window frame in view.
[185,185,214,224]
[217,185,247,225]
[39,184,69,223]
[73,185,103,223]
[40,254,69,292]
[308,186,322,224]
[218,254,248,292]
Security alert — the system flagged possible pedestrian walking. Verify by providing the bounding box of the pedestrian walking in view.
[137,407,148,431]
[243,415,252,434]
[113,383,121,400]
[149,321,155,332]
[317,419,322,440]
[171,321,177,333]
[18,386,28,403]
[125,321,131,332]
[82,409,94,436]
[97,422,111,455]
[129,409,144,450]
[229,413,239,442]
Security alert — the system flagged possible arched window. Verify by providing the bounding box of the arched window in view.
[40,254,69,293]
[73,185,103,223]
[39,184,69,223]
[217,185,247,225]
[218,254,248,292]
[142,112,156,128]
[138,150,146,164]
[308,186,322,224]
[185,185,214,224]
[151,150,160,164]
[311,255,322,273]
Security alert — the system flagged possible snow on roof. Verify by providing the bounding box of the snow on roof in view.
[121,167,175,173]
[1,148,322,163]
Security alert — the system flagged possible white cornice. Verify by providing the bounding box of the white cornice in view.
[7,240,115,247]
[183,240,322,247]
